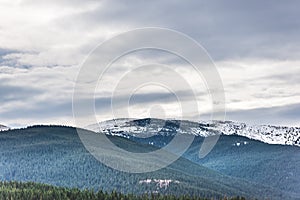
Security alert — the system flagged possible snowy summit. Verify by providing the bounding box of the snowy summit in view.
[86,118,300,147]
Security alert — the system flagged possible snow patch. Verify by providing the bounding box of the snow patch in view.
[0,125,9,132]
[138,179,180,189]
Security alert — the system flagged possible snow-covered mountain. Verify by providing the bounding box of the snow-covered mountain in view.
[86,118,300,147]
[0,124,9,131]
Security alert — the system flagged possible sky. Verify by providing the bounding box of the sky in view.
[0,0,300,128]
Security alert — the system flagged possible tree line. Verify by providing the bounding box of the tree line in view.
[0,181,247,200]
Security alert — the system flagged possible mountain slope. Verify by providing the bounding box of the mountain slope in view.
[86,118,300,199]
[184,135,300,198]
[0,126,291,199]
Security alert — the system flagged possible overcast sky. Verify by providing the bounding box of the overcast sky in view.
[0,0,300,127]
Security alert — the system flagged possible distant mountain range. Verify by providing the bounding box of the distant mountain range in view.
[0,120,299,199]
[86,118,300,146]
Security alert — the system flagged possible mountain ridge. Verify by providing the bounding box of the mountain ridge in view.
[86,118,300,147]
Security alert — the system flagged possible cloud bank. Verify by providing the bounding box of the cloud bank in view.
[0,0,299,127]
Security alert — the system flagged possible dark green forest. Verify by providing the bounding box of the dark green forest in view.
[0,181,247,200]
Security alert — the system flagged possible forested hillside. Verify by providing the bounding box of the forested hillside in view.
[0,126,293,199]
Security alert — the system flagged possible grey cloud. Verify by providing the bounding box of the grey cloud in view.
[262,73,300,85]
[1,52,34,69]
[234,71,300,95]
[0,84,43,103]
[252,92,300,99]
[0,89,201,121]
[21,0,98,7]
[0,49,28,68]
[0,100,73,120]
[95,90,203,112]
[4,0,300,66]
[0,48,18,56]
[202,103,300,127]
[128,90,202,105]
[69,0,300,61]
